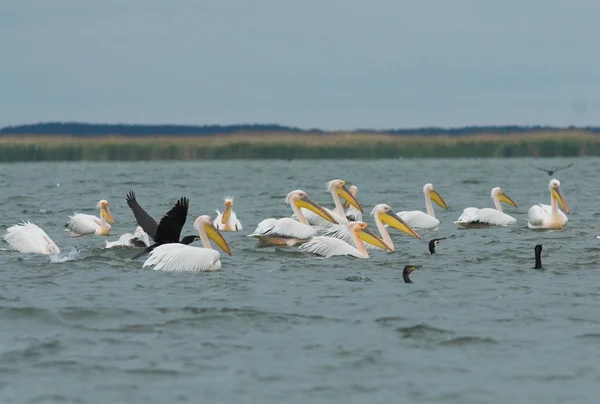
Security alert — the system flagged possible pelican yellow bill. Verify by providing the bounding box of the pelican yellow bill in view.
[101,205,115,224]
[205,224,233,255]
[551,187,569,214]
[429,190,448,209]
[336,184,363,212]
[498,191,518,208]
[296,196,338,224]
[380,210,422,240]
[221,203,232,224]
[357,226,393,251]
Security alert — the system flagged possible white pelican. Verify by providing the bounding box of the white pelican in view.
[143,215,232,272]
[65,200,115,237]
[299,179,363,227]
[397,183,448,230]
[250,190,338,246]
[527,179,569,230]
[344,185,363,222]
[214,197,242,231]
[3,221,61,255]
[105,226,151,249]
[323,204,421,250]
[455,187,518,228]
[298,221,392,259]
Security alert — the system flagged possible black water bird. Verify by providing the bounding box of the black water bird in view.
[428,237,447,254]
[403,265,419,283]
[529,162,573,176]
[534,244,543,269]
[126,191,159,240]
[131,196,199,259]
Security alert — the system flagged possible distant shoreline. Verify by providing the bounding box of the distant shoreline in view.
[0,130,599,161]
[2,122,600,138]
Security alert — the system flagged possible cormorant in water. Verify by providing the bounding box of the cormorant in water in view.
[534,244,543,269]
[428,237,447,254]
[529,162,573,176]
[403,265,419,283]
[131,196,199,259]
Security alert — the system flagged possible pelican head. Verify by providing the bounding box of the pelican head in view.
[423,183,448,209]
[350,221,393,252]
[286,190,338,224]
[96,199,115,224]
[370,204,421,240]
[327,179,363,212]
[549,179,569,214]
[221,196,234,224]
[343,185,359,209]
[491,187,518,208]
[193,215,232,256]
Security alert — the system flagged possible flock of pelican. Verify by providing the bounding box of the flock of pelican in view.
[1,177,570,273]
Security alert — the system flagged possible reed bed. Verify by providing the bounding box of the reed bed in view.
[1,131,599,161]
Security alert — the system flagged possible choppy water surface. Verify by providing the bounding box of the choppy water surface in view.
[2,158,600,404]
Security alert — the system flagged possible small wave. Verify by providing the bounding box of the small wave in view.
[576,333,600,339]
[343,276,373,282]
[395,323,453,339]
[440,336,498,347]
[49,249,80,263]
[375,316,406,327]
[0,339,63,363]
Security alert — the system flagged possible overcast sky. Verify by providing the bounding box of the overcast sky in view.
[1,0,598,130]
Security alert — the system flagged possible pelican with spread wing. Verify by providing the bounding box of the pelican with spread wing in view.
[299,179,363,226]
[3,221,61,255]
[455,187,518,228]
[250,189,338,246]
[527,179,569,230]
[214,197,242,231]
[64,200,115,237]
[298,221,392,259]
[143,215,232,272]
[322,204,421,251]
[397,183,448,230]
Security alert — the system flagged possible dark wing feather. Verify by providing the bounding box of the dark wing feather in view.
[554,162,573,171]
[154,197,189,244]
[528,163,549,172]
[126,191,158,239]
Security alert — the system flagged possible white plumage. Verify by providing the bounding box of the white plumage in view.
[250,190,338,246]
[345,206,362,222]
[299,236,367,258]
[252,217,319,243]
[396,211,441,230]
[321,204,422,250]
[105,226,151,249]
[65,200,114,237]
[214,196,242,231]
[297,180,363,228]
[397,183,448,230]
[455,207,516,227]
[527,179,569,230]
[142,215,232,272]
[143,244,222,272]
[299,221,392,259]
[3,221,61,255]
[455,187,518,228]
